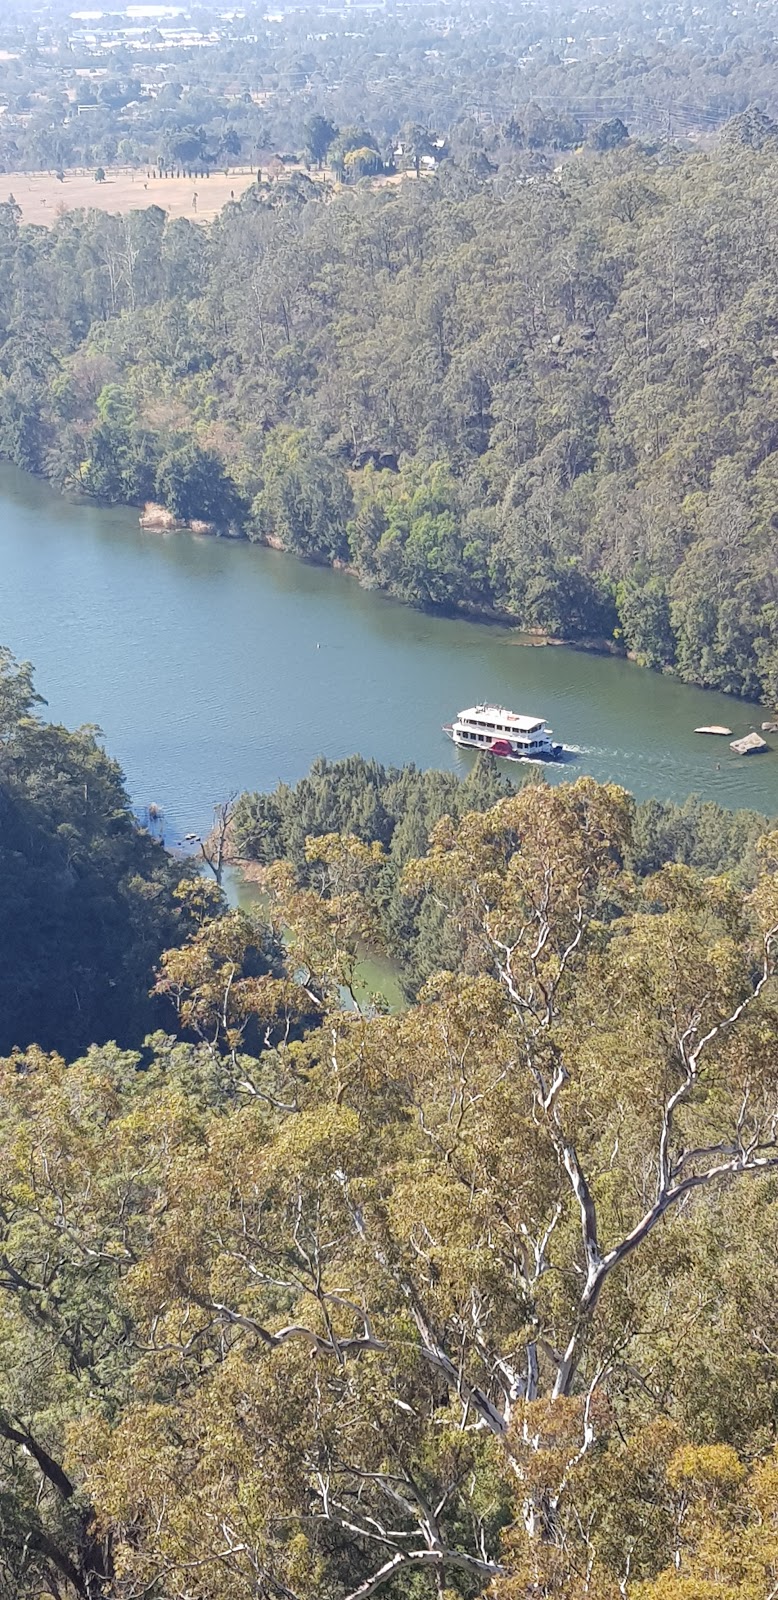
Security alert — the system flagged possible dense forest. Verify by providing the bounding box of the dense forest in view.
[5,647,778,1599]
[232,754,771,994]
[8,7,778,1595]
[3,119,778,695]
[0,647,201,1056]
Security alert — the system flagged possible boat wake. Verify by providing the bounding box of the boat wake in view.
[445,705,579,765]
[502,744,580,766]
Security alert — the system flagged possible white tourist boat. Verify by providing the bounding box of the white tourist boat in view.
[443,703,563,761]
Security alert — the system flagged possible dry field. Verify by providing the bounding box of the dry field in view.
[0,166,261,226]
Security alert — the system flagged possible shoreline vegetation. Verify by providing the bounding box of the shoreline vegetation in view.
[134,496,768,674]
[11,4,778,1593]
[4,641,778,1600]
[139,497,615,650]
[7,122,778,703]
[116,777,778,1600]
[224,754,775,1003]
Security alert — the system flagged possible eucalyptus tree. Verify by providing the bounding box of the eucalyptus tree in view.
[22,779,775,1600]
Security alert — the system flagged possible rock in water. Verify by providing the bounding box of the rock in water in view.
[730,732,769,755]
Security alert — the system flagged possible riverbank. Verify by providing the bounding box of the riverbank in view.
[0,462,776,839]
[137,498,632,657]
[133,499,775,699]
[4,461,770,706]
[4,147,778,707]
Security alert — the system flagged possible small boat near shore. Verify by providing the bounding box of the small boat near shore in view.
[443,703,563,761]
[730,731,769,755]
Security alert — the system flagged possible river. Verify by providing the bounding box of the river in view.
[1,463,777,838]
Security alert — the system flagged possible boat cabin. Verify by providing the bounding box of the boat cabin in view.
[446,704,558,758]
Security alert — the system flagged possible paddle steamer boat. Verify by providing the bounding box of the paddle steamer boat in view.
[443,704,563,761]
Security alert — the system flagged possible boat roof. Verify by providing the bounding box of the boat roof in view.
[458,705,546,731]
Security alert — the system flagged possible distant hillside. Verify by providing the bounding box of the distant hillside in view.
[2,118,778,697]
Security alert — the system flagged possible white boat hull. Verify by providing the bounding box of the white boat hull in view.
[444,726,564,762]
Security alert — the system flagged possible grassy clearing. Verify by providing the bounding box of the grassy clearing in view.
[0,165,260,225]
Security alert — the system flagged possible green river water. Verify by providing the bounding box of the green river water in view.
[1,463,777,841]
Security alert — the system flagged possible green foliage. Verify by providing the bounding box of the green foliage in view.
[251,430,353,560]
[6,132,778,692]
[588,116,630,150]
[343,146,383,179]
[232,755,514,991]
[627,793,769,881]
[81,415,161,503]
[2,770,778,1599]
[231,755,772,995]
[349,463,488,608]
[0,648,202,1055]
[523,558,617,639]
[616,574,675,668]
[155,441,245,526]
[304,113,337,167]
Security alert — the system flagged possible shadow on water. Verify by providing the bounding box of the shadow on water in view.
[226,868,405,1014]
